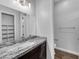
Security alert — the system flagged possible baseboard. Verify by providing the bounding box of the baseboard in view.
[55,47,79,56]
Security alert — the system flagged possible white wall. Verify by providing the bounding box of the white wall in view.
[55,0,79,53]
[0,4,22,43]
[36,0,54,59]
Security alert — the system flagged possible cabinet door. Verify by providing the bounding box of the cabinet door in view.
[29,42,46,59]
[18,53,30,59]
[29,45,41,59]
[40,43,46,59]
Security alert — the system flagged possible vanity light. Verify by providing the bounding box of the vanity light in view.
[28,3,31,8]
[14,0,31,8]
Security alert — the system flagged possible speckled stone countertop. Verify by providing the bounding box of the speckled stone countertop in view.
[0,37,46,59]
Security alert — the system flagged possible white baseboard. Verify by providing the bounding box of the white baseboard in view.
[55,47,79,56]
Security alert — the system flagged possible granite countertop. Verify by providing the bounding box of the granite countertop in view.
[0,37,46,59]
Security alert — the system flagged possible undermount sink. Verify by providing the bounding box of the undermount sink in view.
[18,41,35,49]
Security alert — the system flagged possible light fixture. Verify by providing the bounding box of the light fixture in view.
[14,0,31,8]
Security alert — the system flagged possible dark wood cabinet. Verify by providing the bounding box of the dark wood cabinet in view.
[18,42,46,59]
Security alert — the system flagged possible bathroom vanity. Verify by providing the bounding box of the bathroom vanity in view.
[0,37,46,59]
[18,39,46,59]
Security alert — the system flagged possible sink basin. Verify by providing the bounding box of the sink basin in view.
[18,41,35,49]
